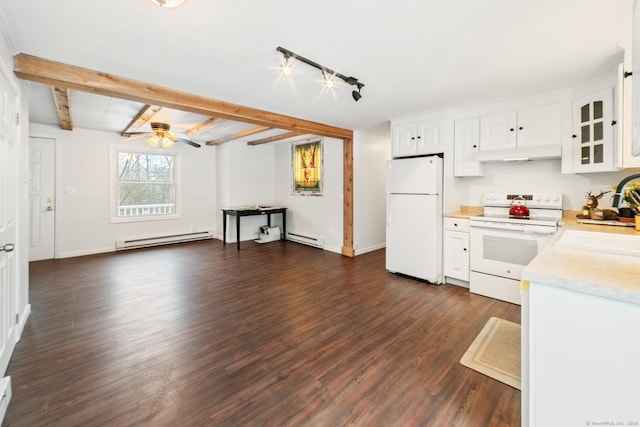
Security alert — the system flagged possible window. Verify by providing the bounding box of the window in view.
[110,148,181,222]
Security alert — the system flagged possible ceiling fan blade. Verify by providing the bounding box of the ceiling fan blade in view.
[176,137,201,148]
[123,132,151,136]
[119,134,149,142]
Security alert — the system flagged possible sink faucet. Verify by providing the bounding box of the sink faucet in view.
[611,172,640,208]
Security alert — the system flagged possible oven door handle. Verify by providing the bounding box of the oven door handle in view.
[470,221,525,232]
[470,221,556,235]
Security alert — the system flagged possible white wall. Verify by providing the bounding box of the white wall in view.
[274,137,344,253]
[29,124,216,258]
[452,159,633,211]
[215,139,275,242]
[353,125,390,254]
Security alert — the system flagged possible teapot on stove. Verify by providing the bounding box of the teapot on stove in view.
[509,196,530,218]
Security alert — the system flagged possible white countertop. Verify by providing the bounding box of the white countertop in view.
[522,217,640,305]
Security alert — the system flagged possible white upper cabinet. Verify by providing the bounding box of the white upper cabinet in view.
[391,117,444,157]
[571,88,615,173]
[480,111,517,150]
[615,44,640,169]
[480,104,562,151]
[454,117,484,177]
[632,0,640,157]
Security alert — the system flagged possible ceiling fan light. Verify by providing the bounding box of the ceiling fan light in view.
[151,0,185,8]
[147,135,160,147]
[161,136,175,148]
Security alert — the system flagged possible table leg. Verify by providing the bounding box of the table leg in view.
[282,212,286,241]
[223,212,227,245]
[236,216,241,250]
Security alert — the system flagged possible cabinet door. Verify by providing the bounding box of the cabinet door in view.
[454,117,484,177]
[391,123,417,157]
[633,0,640,156]
[480,111,517,150]
[617,46,640,168]
[415,118,444,155]
[572,89,615,172]
[516,103,562,148]
[444,230,469,281]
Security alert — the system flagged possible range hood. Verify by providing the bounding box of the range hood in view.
[475,144,561,162]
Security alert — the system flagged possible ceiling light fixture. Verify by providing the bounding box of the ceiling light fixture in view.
[151,0,185,8]
[323,71,336,89]
[276,46,365,102]
[147,122,176,148]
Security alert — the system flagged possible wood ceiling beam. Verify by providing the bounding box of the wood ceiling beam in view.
[247,131,305,146]
[120,104,162,136]
[14,54,353,140]
[185,117,225,134]
[51,87,72,130]
[206,125,271,146]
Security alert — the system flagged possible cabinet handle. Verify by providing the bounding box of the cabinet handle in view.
[454,223,458,227]
[463,248,468,252]
[472,145,477,148]
[0,243,15,253]
[416,136,421,139]
[572,134,577,139]
[612,120,617,126]
[519,126,523,130]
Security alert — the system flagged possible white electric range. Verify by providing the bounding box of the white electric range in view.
[468,193,563,305]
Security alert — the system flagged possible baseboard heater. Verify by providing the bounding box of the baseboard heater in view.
[286,232,324,249]
[116,231,213,251]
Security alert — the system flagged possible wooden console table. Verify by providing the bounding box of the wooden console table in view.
[222,207,287,250]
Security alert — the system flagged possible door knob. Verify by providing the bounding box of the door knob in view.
[46,206,54,212]
[0,243,15,252]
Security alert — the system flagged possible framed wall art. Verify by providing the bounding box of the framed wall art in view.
[292,138,323,195]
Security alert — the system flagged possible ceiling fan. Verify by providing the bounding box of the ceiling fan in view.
[124,122,201,148]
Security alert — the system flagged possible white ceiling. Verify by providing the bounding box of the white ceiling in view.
[0,0,634,137]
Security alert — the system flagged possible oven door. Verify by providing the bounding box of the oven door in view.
[470,224,553,280]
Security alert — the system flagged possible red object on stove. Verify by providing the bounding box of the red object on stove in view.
[509,196,530,218]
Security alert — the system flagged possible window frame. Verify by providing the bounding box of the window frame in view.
[109,144,182,224]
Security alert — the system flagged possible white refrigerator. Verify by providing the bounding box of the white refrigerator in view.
[386,155,443,284]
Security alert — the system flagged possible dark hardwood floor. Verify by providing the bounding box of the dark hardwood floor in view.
[4,240,520,426]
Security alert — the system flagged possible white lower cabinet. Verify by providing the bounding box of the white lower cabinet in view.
[526,282,640,426]
[443,218,469,282]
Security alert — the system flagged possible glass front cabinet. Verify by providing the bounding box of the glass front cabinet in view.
[571,88,615,172]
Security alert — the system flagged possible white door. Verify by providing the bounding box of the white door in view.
[29,137,56,261]
[0,59,19,376]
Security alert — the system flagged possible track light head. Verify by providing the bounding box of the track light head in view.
[352,89,362,102]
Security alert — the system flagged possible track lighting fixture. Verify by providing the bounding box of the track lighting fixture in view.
[276,46,365,102]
